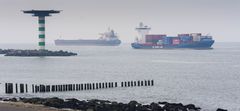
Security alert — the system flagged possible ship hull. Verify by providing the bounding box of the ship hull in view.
[55,39,121,46]
[131,40,214,49]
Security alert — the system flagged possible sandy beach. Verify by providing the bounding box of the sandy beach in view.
[0,102,77,111]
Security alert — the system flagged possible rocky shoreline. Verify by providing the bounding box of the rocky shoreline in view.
[0,97,227,111]
[0,49,77,56]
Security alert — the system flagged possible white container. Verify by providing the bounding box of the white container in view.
[191,33,201,41]
[190,33,202,36]
[193,36,201,41]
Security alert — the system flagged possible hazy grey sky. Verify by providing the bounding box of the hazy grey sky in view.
[0,0,239,43]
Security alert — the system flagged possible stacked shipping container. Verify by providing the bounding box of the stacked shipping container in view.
[144,33,205,46]
[179,36,193,44]
[145,34,166,45]
[163,37,172,45]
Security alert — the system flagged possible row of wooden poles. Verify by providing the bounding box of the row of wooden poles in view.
[5,80,154,94]
[5,83,28,94]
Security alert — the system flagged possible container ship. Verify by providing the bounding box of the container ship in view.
[131,23,214,49]
[55,29,121,46]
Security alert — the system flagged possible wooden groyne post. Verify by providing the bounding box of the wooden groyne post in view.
[5,83,13,94]
[4,80,153,94]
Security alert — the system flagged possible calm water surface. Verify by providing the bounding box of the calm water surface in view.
[0,43,240,110]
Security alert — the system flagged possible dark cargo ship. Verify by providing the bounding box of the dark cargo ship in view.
[55,29,121,46]
[131,23,214,49]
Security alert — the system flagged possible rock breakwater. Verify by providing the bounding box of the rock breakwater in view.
[1,97,228,111]
[0,49,77,56]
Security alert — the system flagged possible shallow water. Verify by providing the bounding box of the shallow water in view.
[0,42,239,110]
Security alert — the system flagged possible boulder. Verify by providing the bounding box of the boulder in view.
[150,102,163,111]
[3,98,17,102]
[163,103,186,111]
[43,97,64,108]
[128,101,139,111]
[9,98,17,102]
[64,98,81,109]
[185,104,201,110]
[158,101,168,105]
[20,98,45,104]
[216,108,227,111]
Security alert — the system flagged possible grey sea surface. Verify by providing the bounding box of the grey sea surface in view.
[0,42,240,110]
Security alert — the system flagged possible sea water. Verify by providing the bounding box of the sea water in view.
[0,42,239,110]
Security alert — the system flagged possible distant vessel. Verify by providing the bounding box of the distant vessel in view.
[131,22,214,49]
[55,29,121,46]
